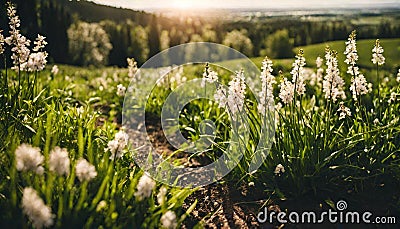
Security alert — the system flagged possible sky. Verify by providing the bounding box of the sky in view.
[89,0,400,10]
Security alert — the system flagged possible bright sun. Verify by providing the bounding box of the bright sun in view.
[172,0,195,9]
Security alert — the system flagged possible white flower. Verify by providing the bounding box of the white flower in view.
[160,211,177,229]
[6,3,31,71]
[344,31,369,101]
[323,48,346,102]
[26,51,48,72]
[279,78,295,105]
[338,102,351,120]
[15,144,44,175]
[51,65,59,75]
[227,70,246,119]
[344,31,358,65]
[316,56,323,68]
[0,32,5,54]
[371,39,385,66]
[157,187,167,205]
[274,164,285,175]
[127,57,138,78]
[396,69,400,82]
[33,34,47,52]
[350,74,369,100]
[201,64,218,87]
[106,130,129,159]
[258,57,276,115]
[96,200,107,212]
[116,84,126,97]
[290,49,306,96]
[22,187,54,229]
[75,158,97,182]
[373,118,379,125]
[214,85,227,109]
[49,147,70,176]
[388,92,397,104]
[135,173,156,201]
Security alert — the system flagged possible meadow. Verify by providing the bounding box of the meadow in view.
[1,2,400,229]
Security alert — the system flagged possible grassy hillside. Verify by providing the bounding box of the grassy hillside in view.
[296,38,400,70]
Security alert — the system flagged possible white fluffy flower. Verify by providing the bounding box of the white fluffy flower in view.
[338,102,351,120]
[279,78,295,105]
[371,39,385,66]
[134,173,156,201]
[116,84,126,97]
[106,130,129,159]
[49,147,70,176]
[323,49,346,102]
[201,64,218,87]
[75,158,97,182]
[290,50,306,96]
[274,164,285,175]
[51,65,59,75]
[160,211,177,229]
[22,187,54,229]
[157,187,167,205]
[15,144,44,175]
[258,57,276,115]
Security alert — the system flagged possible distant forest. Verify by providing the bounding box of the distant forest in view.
[1,0,400,66]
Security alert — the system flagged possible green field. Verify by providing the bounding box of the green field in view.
[296,38,400,69]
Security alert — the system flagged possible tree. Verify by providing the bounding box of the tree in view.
[67,21,112,66]
[261,29,294,59]
[128,25,149,65]
[222,29,253,56]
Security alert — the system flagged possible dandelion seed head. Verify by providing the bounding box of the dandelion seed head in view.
[75,158,97,182]
[160,210,177,229]
[157,187,167,205]
[15,144,44,175]
[135,173,156,201]
[22,187,54,229]
[49,147,70,176]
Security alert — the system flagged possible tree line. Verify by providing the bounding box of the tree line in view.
[1,0,400,66]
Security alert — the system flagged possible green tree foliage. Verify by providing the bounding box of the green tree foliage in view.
[261,29,294,59]
[223,29,253,56]
[67,21,113,66]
